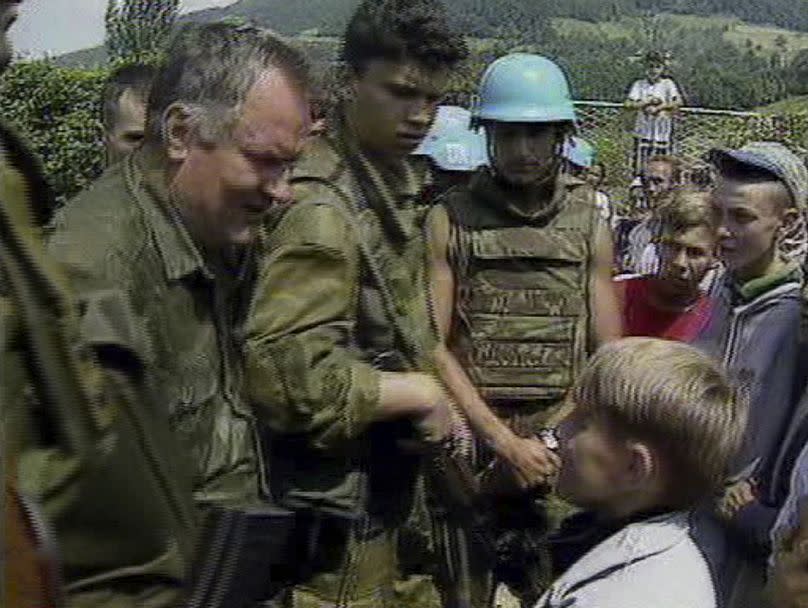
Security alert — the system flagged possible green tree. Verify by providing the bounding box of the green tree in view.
[774,33,789,68]
[0,60,108,206]
[787,48,808,95]
[105,0,180,61]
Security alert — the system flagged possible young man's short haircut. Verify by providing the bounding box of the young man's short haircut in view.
[660,190,718,237]
[342,0,468,74]
[647,154,684,184]
[573,338,747,508]
[102,63,156,131]
[716,157,794,211]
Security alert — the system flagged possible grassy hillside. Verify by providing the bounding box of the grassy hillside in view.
[757,96,808,113]
[56,11,808,67]
[49,2,808,110]
[554,14,808,58]
[183,0,808,35]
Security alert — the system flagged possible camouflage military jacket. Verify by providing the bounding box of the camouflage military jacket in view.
[1,124,196,607]
[47,148,260,508]
[245,116,436,520]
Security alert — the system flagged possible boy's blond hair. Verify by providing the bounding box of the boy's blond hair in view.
[573,337,747,507]
[659,189,718,238]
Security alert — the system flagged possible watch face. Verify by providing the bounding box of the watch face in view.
[538,428,560,452]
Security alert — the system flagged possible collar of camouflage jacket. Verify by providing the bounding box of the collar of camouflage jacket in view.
[127,148,215,283]
[330,107,431,244]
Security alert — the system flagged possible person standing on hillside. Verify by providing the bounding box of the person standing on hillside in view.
[625,50,682,177]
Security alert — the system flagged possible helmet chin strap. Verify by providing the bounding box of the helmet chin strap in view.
[487,128,564,191]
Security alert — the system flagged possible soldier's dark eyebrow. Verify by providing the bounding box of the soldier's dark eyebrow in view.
[385,81,420,97]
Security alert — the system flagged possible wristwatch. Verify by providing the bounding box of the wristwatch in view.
[537,428,560,452]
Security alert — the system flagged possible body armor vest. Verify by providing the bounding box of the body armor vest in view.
[446,171,597,406]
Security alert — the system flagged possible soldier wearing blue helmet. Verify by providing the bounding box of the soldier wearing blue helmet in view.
[427,53,623,606]
[562,135,595,175]
[413,105,488,196]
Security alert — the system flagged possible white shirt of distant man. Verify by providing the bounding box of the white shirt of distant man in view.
[628,76,682,144]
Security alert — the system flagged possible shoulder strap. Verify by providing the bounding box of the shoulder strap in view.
[0,200,110,456]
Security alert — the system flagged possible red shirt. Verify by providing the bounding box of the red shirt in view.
[619,277,713,343]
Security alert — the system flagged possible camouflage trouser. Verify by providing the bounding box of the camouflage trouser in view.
[267,518,442,608]
[67,587,184,608]
[465,400,578,608]
[397,473,470,608]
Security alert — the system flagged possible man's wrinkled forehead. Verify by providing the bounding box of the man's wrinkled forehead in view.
[236,116,309,162]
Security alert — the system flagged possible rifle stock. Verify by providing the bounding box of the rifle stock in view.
[3,472,64,608]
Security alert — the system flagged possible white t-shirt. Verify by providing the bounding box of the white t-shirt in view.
[627,78,682,143]
[595,191,612,225]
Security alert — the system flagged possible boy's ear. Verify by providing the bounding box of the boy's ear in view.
[625,441,657,488]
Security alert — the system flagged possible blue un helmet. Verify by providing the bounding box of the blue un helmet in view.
[471,53,577,128]
[562,136,595,170]
[413,105,488,172]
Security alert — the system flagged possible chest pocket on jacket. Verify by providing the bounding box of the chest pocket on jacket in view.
[467,226,589,317]
[147,283,221,431]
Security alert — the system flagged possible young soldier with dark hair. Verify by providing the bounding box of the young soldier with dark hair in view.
[244,1,468,606]
[101,63,155,165]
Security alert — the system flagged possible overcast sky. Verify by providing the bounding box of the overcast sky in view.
[11,0,237,58]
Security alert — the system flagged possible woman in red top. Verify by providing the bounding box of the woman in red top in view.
[618,190,719,342]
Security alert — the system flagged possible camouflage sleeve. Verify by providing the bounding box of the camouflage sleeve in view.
[245,182,381,450]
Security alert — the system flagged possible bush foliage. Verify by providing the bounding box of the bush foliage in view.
[0,60,107,204]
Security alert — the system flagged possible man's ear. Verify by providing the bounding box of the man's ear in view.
[780,207,800,231]
[162,103,195,162]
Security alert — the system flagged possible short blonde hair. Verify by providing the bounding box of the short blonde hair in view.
[573,337,747,507]
[660,189,719,238]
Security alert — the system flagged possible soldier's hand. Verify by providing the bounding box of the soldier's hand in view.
[771,499,808,608]
[412,379,452,445]
[501,435,561,490]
